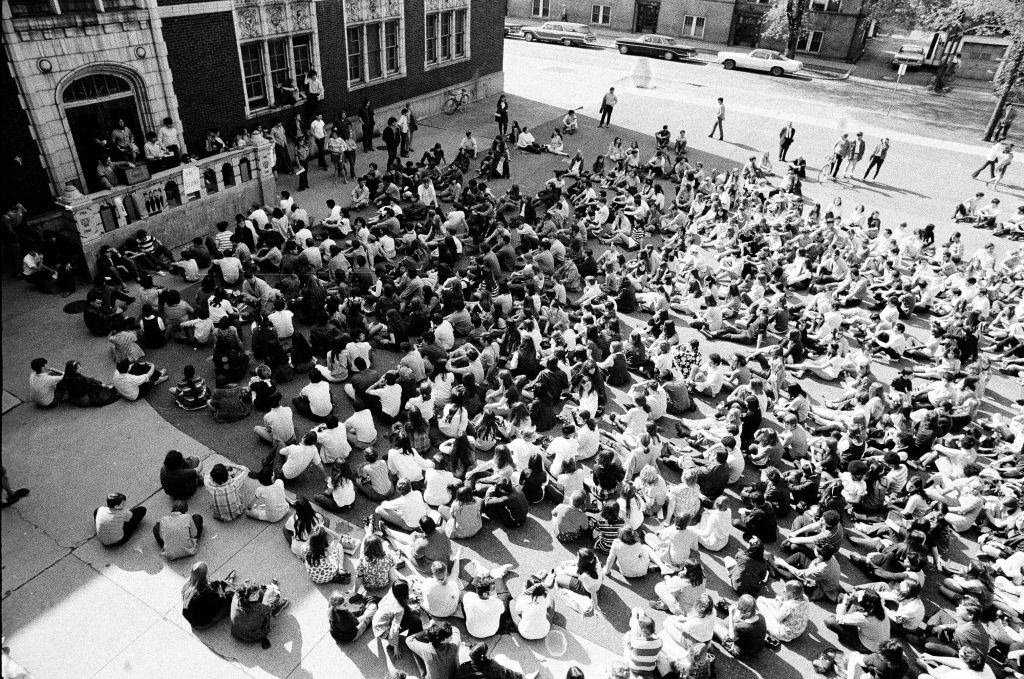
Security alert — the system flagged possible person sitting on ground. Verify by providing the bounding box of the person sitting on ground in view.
[230,578,290,649]
[94,492,147,547]
[154,500,203,560]
[245,471,289,522]
[28,357,64,408]
[169,364,210,410]
[328,587,378,644]
[160,449,203,500]
[204,461,250,521]
[111,358,169,401]
[181,561,236,630]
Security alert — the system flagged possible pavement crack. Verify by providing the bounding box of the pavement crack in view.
[7,504,79,551]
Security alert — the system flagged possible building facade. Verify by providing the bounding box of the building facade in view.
[507,0,868,61]
[1,0,504,214]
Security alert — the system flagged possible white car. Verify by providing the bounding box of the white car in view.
[717,48,803,76]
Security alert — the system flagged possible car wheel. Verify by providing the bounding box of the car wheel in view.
[562,38,573,47]
[770,66,784,76]
[618,45,629,54]
[523,32,535,42]
[723,59,736,70]
[663,51,674,61]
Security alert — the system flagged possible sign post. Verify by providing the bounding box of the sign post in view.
[886,62,907,116]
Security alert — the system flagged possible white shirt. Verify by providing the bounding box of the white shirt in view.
[367,383,403,417]
[422,577,460,617]
[300,381,333,417]
[316,424,352,464]
[112,367,151,401]
[380,491,429,528]
[29,370,62,406]
[345,409,377,444]
[264,405,296,443]
[268,309,295,339]
[310,119,326,140]
[514,594,552,640]
[424,468,457,506]
[387,450,433,483]
[280,442,319,479]
[463,592,505,638]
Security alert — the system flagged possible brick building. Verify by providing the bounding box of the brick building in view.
[507,0,868,61]
[1,0,504,213]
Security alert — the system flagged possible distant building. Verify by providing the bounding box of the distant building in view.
[507,0,868,61]
[924,32,1012,83]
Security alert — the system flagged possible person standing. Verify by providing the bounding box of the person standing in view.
[972,141,1004,180]
[359,99,375,153]
[296,136,311,191]
[495,95,510,138]
[382,117,401,169]
[778,122,795,161]
[398,107,411,158]
[304,70,324,119]
[989,144,1015,190]
[709,98,724,140]
[310,114,328,170]
[863,138,889,181]
[997,106,1017,141]
[830,133,851,180]
[406,102,419,151]
[598,87,618,128]
[844,131,866,179]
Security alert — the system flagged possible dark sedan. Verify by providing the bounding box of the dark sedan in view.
[615,34,698,61]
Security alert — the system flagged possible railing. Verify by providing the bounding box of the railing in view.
[60,143,275,246]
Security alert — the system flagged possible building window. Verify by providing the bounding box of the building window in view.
[682,15,705,39]
[9,0,53,17]
[62,0,97,12]
[425,7,470,68]
[532,0,549,17]
[796,29,824,53]
[810,0,841,10]
[238,34,315,112]
[240,43,268,109]
[348,20,403,84]
[591,5,609,24]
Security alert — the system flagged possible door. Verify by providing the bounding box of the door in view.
[958,43,1005,81]
[733,14,760,47]
[66,97,142,192]
[634,1,660,34]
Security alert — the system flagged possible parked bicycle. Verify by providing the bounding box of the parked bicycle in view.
[443,88,470,115]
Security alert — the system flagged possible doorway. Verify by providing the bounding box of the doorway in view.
[733,14,761,47]
[62,74,143,193]
[634,0,660,34]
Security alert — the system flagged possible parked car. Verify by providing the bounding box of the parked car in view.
[520,22,598,47]
[615,34,698,61]
[891,44,926,68]
[717,48,803,76]
[504,22,523,37]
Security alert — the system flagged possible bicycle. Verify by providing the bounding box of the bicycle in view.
[442,88,470,115]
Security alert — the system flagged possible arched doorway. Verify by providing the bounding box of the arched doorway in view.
[62,73,143,192]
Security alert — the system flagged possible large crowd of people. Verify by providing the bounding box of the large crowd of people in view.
[13,90,1024,679]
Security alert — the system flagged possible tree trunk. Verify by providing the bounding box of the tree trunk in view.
[932,27,963,93]
[985,34,1024,141]
[784,0,806,59]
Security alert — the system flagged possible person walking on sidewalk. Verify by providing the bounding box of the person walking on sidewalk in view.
[598,87,617,128]
[829,133,851,180]
[779,122,795,161]
[972,141,1006,180]
[863,138,889,181]
[709,98,724,140]
[843,131,866,179]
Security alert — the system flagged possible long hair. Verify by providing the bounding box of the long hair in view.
[576,548,599,580]
[182,561,210,601]
[291,496,319,538]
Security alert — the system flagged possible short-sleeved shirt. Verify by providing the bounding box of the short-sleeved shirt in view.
[300,381,333,417]
[95,506,133,545]
[280,443,318,479]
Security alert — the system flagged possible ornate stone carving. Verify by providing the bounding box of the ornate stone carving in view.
[292,3,310,30]
[237,7,262,38]
[345,0,402,24]
[266,4,287,33]
[424,0,467,10]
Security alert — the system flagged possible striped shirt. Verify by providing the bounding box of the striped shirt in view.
[624,633,663,676]
[204,466,248,521]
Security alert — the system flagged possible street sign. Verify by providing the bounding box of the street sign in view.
[898,63,907,76]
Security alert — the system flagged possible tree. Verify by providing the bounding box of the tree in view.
[865,0,1020,92]
[985,33,1023,140]
[761,0,809,59]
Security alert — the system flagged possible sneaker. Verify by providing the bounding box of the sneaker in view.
[154,370,170,385]
[271,598,290,617]
[650,598,670,611]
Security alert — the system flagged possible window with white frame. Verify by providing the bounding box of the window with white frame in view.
[425,4,469,68]
[532,0,549,17]
[796,29,824,53]
[234,0,320,114]
[682,15,705,38]
[810,0,841,10]
[343,0,405,88]
[591,5,609,24]
[239,34,315,110]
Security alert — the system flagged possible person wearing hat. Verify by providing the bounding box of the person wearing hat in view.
[94,492,147,547]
